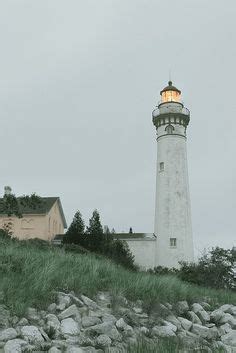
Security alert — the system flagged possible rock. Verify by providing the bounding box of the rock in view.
[165,315,181,330]
[60,318,80,336]
[21,325,44,344]
[86,322,121,341]
[133,307,142,314]
[67,293,84,307]
[162,320,177,332]
[101,314,117,324]
[116,318,127,330]
[221,330,236,347]
[17,318,28,326]
[58,305,81,322]
[210,309,224,323]
[46,314,61,332]
[123,325,134,337]
[219,323,232,336]
[0,328,17,342]
[139,326,149,335]
[47,303,57,313]
[198,310,210,323]
[10,316,19,326]
[228,306,236,316]
[219,313,236,328]
[57,293,71,311]
[81,295,99,310]
[178,317,192,331]
[96,334,112,347]
[82,316,101,328]
[48,348,61,353]
[4,339,27,353]
[208,326,220,340]
[175,301,189,315]
[200,302,211,311]
[191,303,204,314]
[26,308,40,323]
[151,325,176,337]
[187,311,202,325]
[219,304,233,313]
[191,324,210,338]
[65,348,84,353]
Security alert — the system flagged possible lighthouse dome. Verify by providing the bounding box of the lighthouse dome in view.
[160,81,181,103]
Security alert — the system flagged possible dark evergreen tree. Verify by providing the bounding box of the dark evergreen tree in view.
[66,210,85,236]
[86,209,103,235]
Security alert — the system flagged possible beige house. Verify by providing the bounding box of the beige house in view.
[0,196,67,241]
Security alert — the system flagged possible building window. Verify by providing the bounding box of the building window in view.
[159,162,164,172]
[165,125,174,134]
[170,238,177,248]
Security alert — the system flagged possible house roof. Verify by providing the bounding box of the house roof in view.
[114,233,156,240]
[0,197,67,228]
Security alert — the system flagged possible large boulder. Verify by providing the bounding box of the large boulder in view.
[0,328,17,341]
[178,317,192,331]
[58,305,81,322]
[4,339,27,353]
[60,318,80,336]
[191,303,204,314]
[219,313,236,328]
[191,324,210,338]
[219,323,232,336]
[96,334,112,348]
[151,325,176,338]
[197,310,210,323]
[165,315,181,330]
[82,316,101,328]
[210,309,224,323]
[187,311,202,325]
[57,293,72,311]
[20,325,44,344]
[46,314,61,332]
[80,295,99,310]
[175,301,189,315]
[221,330,236,347]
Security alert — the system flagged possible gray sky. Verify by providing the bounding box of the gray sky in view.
[0,0,235,256]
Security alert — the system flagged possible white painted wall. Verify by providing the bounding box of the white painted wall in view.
[154,102,194,268]
[125,238,157,269]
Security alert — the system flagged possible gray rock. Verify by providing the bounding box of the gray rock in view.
[47,303,57,313]
[57,293,71,311]
[3,339,27,353]
[0,328,17,342]
[165,315,181,330]
[191,303,204,314]
[96,334,112,347]
[219,313,236,328]
[219,304,233,313]
[221,330,236,347]
[219,323,232,336]
[200,302,211,311]
[81,295,99,310]
[68,293,84,307]
[162,320,177,332]
[86,322,121,341]
[191,324,210,338]
[123,325,134,337]
[178,317,192,331]
[82,316,101,328]
[10,316,19,326]
[46,314,61,332]
[65,347,84,353]
[207,326,220,340]
[48,348,61,353]
[116,318,127,330]
[210,309,224,323]
[60,318,80,336]
[101,313,117,324]
[187,311,202,325]
[133,307,142,314]
[151,325,176,337]
[198,310,210,323]
[20,325,44,344]
[17,318,28,326]
[228,306,236,316]
[58,305,81,322]
[26,308,40,323]
[175,301,189,314]
[139,326,149,335]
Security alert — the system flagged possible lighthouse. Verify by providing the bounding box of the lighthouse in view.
[152,81,194,268]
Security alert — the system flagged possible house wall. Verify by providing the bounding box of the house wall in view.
[125,239,157,269]
[0,200,65,241]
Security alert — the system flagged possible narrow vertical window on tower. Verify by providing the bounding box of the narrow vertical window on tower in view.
[165,125,174,134]
[159,162,164,172]
[170,238,177,248]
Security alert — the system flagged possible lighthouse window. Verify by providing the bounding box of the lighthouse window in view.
[165,125,174,134]
[159,162,164,172]
[170,238,177,247]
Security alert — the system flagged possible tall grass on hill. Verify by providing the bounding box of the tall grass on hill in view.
[0,235,235,315]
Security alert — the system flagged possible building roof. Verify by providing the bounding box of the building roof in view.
[160,80,181,95]
[0,196,67,228]
[114,233,156,240]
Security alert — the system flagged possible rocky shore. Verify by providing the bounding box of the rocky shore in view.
[0,291,236,352]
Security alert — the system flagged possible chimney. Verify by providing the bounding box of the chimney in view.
[4,186,12,196]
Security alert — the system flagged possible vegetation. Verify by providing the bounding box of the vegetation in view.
[0,232,235,316]
[1,191,42,218]
[149,247,236,291]
[64,209,137,271]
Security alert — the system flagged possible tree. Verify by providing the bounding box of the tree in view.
[86,209,103,235]
[1,192,42,218]
[66,210,85,236]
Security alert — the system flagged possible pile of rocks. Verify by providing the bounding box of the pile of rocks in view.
[0,291,235,352]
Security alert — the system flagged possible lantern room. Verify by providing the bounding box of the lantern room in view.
[160,81,181,103]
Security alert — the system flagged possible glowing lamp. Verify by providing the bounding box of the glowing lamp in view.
[160,81,181,103]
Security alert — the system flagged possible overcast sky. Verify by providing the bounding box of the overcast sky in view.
[0,1,235,256]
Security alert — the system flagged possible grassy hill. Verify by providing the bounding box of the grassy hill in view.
[0,234,236,316]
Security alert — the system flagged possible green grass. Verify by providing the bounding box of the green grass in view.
[0,236,235,315]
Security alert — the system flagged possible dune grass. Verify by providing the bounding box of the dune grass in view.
[0,236,235,315]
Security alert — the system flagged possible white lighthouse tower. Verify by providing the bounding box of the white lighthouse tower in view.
[152,81,194,268]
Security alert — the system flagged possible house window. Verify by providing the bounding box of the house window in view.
[165,125,174,134]
[170,238,177,248]
[159,162,164,172]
